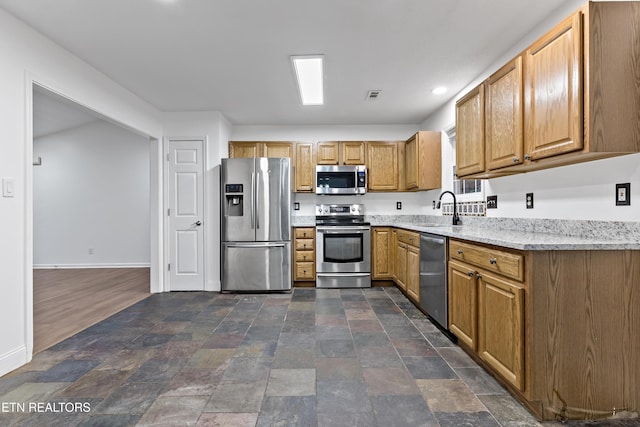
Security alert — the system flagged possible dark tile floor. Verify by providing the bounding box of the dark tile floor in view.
[0,287,637,426]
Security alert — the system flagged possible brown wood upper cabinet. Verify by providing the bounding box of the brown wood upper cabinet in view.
[456,2,640,179]
[405,131,442,190]
[366,142,399,191]
[294,143,315,192]
[317,141,366,165]
[486,56,524,171]
[229,141,293,159]
[524,11,583,161]
[455,85,485,177]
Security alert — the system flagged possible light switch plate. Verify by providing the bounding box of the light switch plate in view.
[2,178,15,198]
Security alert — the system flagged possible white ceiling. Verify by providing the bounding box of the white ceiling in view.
[3,0,568,126]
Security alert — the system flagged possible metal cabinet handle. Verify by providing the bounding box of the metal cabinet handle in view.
[524,154,531,160]
[476,273,482,279]
[457,249,463,255]
[513,157,520,163]
[489,258,497,265]
[467,271,474,277]
[194,221,202,226]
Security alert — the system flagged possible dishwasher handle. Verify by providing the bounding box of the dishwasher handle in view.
[420,234,446,245]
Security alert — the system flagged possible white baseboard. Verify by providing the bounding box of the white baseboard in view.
[33,263,151,270]
[206,279,221,292]
[0,345,29,378]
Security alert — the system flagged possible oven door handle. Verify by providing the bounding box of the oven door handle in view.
[316,226,370,233]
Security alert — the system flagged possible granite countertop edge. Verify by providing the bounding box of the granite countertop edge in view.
[291,216,640,250]
[387,223,640,251]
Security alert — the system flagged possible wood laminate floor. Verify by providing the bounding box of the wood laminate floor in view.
[33,268,151,353]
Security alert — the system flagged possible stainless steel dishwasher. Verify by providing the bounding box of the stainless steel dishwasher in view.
[419,233,448,330]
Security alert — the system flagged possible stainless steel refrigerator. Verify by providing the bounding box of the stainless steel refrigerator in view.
[221,157,292,291]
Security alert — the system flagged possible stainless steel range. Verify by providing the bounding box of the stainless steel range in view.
[315,204,371,288]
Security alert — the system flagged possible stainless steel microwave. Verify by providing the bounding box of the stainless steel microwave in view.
[316,165,367,195]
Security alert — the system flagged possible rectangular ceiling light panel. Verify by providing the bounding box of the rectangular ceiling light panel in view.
[291,55,324,106]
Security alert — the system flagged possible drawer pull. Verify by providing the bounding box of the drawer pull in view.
[467,271,474,277]
[489,258,497,265]
[476,273,482,279]
[457,249,463,255]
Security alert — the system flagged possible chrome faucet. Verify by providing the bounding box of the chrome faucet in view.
[437,190,461,225]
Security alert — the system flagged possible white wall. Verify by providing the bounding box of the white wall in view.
[0,7,163,376]
[163,111,232,291]
[231,124,419,142]
[33,121,150,268]
[420,0,640,222]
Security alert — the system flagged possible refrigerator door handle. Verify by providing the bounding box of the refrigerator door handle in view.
[225,243,286,248]
[255,171,260,230]
[250,172,255,229]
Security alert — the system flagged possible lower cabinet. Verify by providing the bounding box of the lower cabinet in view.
[477,271,525,391]
[293,227,315,283]
[406,244,420,302]
[448,241,525,392]
[372,227,419,303]
[448,260,478,350]
[395,239,408,292]
[371,227,392,279]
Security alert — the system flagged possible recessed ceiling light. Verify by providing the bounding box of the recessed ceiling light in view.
[291,55,324,106]
[432,86,447,95]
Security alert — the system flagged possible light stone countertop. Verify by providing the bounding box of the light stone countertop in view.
[386,223,640,251]
[293,214,640,251]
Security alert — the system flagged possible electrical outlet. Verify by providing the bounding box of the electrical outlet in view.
[486,195,498,209]
[616,183,631,206]
[396,201,402,210]
[294,202,300,211]
[432,200,436,209]
[526,193,534,209]
[88,248,94,255]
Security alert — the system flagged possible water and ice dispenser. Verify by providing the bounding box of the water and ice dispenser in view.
[224,184,244,216]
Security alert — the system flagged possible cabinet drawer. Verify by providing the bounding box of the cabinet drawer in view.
[295,239,314,251]
[450,240,524,281]
[295,262,315,279]
[397,229,420,247]
[295,227,315,239]
[295,250,315,262]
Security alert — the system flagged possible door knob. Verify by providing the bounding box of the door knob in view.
[194,221,202,226]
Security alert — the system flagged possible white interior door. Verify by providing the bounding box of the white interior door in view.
[167,139,205,291]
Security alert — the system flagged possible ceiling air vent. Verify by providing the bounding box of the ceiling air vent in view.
[366,90,382,100]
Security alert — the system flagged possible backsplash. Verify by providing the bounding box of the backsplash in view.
[440,201,486,217]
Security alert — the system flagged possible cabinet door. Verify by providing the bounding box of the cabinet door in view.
[317,142,340,165]
[524,11,583,161]
[406,245,420,303]
[372,227,392,279]
[448,260,477,350]
[478,272,525,390]
[263,142,293,158]
[341,142,366,165]
[486,56,524,170]
[229,142,261,158]
[295,143,315,192]
[395,242,407,291]
[390,229,398,280]
[456,85,485,177]
[405,134,418,189]
[367,142,398,191]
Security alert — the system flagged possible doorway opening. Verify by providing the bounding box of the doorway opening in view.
[31,85,154,353]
